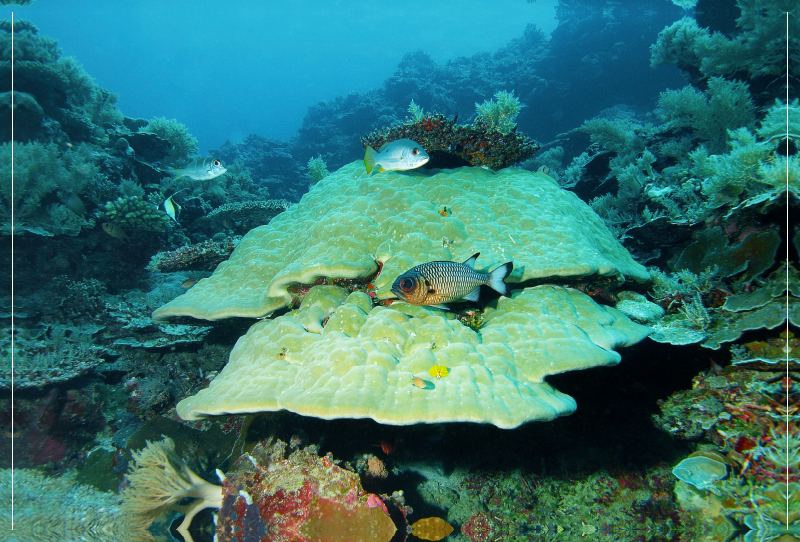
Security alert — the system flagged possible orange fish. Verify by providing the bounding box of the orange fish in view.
[102,222,128,241]
[411,376,427,389]
[410,517,454,541]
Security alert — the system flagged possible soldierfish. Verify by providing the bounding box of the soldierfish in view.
[364,139,429,174]
[391,253,513,309]
[171,157,227,181]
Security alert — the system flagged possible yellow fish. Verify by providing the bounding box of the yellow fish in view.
[101,222,128,241]
[163,188,188,223]
[428,365,449,379]
[411,376,427,389]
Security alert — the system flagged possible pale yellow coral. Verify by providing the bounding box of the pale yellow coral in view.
[176,285,651,428]
[153,161,648,323]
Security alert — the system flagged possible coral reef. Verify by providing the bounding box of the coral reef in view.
[138,116,198,166]
[0,19,124,145]
[650,263,799,349]
[121,436,224,542]
[215,438,397,542]
[154,161,648,322]
[0,141,99,236]
[659,367,799,539]
[651,0,798,92]
[203,199,292,231]
[174,284,649,427]
[306,155,330,184]
[212,134,305,201]
[0,385,106,469]
[96,195,171,232]
[2,321,111,389]
[362,112,539,170]
[474,90,524,135]
[0,469,133,541]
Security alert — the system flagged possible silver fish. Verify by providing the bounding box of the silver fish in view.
[364,138,429,174]
[391,253,513,308]
[171,157,227,181]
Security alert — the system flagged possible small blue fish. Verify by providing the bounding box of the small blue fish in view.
[672,456,727,491]
[364,139,429,174]
[171,157,227,181]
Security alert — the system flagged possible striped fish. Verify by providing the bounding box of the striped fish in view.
[391,253,513,309]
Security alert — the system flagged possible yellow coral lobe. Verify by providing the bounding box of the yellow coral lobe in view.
[428,365,449,379]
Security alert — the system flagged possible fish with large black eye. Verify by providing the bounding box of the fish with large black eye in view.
[391,253,513,309]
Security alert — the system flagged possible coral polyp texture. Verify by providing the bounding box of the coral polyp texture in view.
[362,113,539,170]
[155,162,651,427]
[176,285,650,427]
[153,161,649,322]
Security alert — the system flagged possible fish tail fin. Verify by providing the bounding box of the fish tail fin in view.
[364,146,378,174]
[488,262,514,297]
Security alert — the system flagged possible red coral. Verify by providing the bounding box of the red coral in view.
[461,512,495,542]
[362,113,540,170]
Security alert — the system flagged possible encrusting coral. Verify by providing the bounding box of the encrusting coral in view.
[152,161,651,427]
[175,285,650,426]
[154,161,649,322]
[362,112,539,170]
[120,436,397,542]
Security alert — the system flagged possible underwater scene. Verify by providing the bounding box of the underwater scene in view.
[1,0,797,541]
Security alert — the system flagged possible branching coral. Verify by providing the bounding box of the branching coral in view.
[474,90,524,135]
[657,77,756,154]
[651,0,798,81]
[0,141,98,235]
[96,195,171,232]
[306,155,330,184]
[121,436,223,542]
[139,116,198,166]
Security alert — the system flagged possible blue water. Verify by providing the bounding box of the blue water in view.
[8,0,558,152]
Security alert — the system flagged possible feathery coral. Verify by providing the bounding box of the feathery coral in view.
[121,436,223,542]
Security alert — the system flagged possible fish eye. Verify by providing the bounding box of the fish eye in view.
[400,278,415,292]
[213,159,221,166]
[411,148,419,156]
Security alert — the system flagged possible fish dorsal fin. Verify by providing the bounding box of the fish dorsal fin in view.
[378,142,391,152]
[463,252,480,269]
